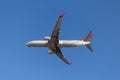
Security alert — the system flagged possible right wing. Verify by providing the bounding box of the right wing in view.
[54,47,71,65]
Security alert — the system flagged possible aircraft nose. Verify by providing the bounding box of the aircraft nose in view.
[26,42,31,47]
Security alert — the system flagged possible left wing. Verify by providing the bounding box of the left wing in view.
[48,13,71,65]
[50,13,64,41]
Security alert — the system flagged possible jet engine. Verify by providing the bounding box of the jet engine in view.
[44,36,51,40]
[48,50,54,54]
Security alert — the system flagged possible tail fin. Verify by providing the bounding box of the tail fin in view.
[83,31,93,52]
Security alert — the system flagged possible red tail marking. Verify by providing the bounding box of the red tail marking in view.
[82,33,93,41]
[82,38,86,41]
[60,13,64,17]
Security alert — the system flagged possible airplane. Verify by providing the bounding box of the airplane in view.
[26,13,93,65]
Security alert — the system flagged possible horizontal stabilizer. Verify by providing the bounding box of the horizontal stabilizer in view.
[86,44,93,52]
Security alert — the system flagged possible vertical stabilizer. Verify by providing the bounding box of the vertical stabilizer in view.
[83,31,93,52]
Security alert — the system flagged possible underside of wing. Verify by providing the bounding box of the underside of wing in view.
[51,13,64,38]
[48,13,64,44]
[54,47,71,65]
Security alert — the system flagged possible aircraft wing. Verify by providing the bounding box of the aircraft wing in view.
[55,47,71,65]
[48,13,71,65]
[50,13,64,41]
[48,13,64,48]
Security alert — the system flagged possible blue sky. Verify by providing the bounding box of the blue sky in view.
[0,0,120,80]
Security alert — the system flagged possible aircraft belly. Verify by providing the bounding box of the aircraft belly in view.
[59,41,78,47]
[31,43,47,47]
[27,40,48,47]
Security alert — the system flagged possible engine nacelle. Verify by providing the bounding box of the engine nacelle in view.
[44,36,51,40]
[48,50,54,54]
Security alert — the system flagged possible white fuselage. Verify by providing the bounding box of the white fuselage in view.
[26,40,90,48]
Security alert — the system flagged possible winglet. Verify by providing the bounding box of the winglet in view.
[89,33,93,39]
[60,13,64,17]
[68,62,72,65]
